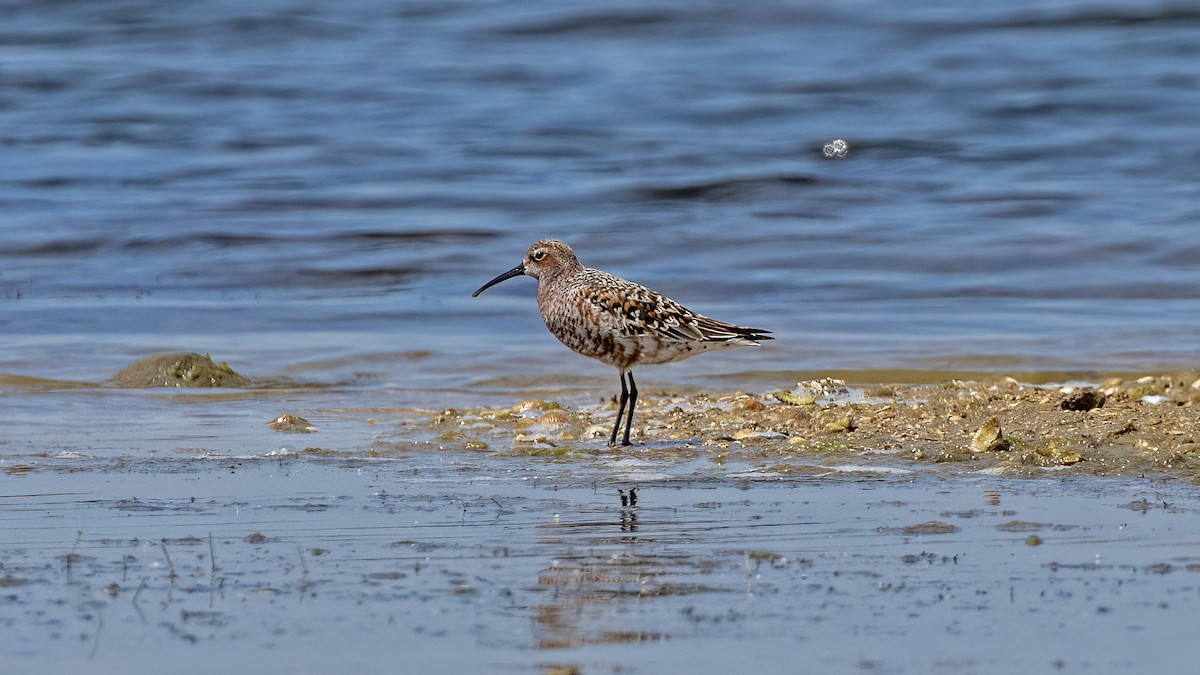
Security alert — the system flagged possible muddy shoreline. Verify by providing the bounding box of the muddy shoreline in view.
[421,370,1200,483]
[2,358,1198,482]
[3,360,1200,673]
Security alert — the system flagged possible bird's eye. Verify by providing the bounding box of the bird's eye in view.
[532,250,547,261]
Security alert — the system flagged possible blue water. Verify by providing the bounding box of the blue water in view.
[2,0,1199,394]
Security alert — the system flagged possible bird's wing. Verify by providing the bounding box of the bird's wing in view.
[577,270,770,343]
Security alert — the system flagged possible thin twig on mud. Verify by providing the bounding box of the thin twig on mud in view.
[132,577,148,623]
[160,540,177,583]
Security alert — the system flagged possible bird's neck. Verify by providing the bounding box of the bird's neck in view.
[536,261,583,288]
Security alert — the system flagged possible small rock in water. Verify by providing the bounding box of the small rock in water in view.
[1061,389,1106,411]
[267,413,316,433]
[902,521,959,535]
[113,352,251,388]
[972,417,1010,452]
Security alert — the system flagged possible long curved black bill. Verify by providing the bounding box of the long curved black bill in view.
[472,264,525,297]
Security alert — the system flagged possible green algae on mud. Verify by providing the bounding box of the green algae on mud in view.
[4,358,1199,482]
[112,352,251,388]
[418,370,1200,482]
[0,373,96,391]
[0,352,255,391]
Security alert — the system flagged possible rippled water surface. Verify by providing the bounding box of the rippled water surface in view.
[3,0,1199,395]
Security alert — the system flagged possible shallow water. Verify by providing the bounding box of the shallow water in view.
[3,457,1198,674]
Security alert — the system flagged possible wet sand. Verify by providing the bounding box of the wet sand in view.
[3,457,1198,674]
[3,364,1200,673]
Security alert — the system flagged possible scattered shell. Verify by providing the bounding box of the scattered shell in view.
[1140,395,1171,405]
[535,410,580,438]
[514,399,559,413]
[773,391,816,406]
[583,424,611,439]
[971,417,1009,452]
[1030,444,1082,466]
[734,398,766,412]
[513,432,549,445]
[1100,377,1124,396]
[266,413,316,433]
[800,378,850,396]
[732,428,787,441]
[823,417,854,433]
[537,409,571,428]
[774,378,854,406]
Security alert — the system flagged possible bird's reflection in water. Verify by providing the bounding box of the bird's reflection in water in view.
[532,487,679,649]
[619,488,638,536]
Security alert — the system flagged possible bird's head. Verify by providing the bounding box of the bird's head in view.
[472,239,579,296]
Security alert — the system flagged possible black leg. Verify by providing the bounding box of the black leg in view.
[621,371,638,446]
[610,370,629,446]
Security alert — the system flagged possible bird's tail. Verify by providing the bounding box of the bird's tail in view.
[695,317,772,344]
[733,326,772,343]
